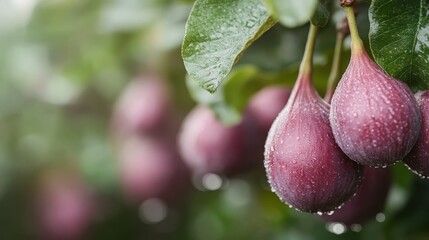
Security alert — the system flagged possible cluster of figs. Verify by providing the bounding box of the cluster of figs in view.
[111,10,428,230]
[264,9,429,228]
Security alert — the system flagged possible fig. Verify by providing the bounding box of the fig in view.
[112,74,170,138]
[35,171,95,240]
[118,136,186,202]
[243,86,291,164]
[330,8,421,167]
[178,105,247,175]
[321,167,391,226]
[404,91,429,178]
[246,86,291,133]
[265,72,362,213]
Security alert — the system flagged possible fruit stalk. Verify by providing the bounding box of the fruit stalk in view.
[299,24,318,77]
[325,32,345,103]
[343,6,364,53]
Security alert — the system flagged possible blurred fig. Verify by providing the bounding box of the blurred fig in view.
[35,171,95,240]
[265,72,362,213]
[246,86,291,133]
[243,86,291,165]
[112,74,170,138]
[321,167,391,226]
[404,91,429,178]
[178,105,247,175]
[330,41,421,167]
[118,136,186,203]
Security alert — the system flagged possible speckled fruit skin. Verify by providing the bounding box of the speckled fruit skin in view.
[321,167,391,226]
[178,105,246,175]
[264,74,362,213]
[330,49,421,167]
[404,91,429,177]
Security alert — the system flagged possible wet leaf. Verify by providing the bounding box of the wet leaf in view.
[182,0,276,93]
[369,0,429,90]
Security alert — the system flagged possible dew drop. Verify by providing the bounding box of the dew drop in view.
[245,19,256,28]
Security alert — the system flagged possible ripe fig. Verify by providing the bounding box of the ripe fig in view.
[178,105,247,175]
[246,86,291,134]
[330,8,421,167]
[321,167,391,226]
[243,86,291,164]
[265,72,362,213]
[112,74,170,138]
[35,171,95,240]
[118,136,186,202]
[404,91,429,178]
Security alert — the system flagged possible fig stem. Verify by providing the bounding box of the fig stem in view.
[299,24,318,76]
[324,32,345,103]
[343,6,364,53]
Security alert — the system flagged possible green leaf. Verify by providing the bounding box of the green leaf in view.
[182,0,276,93]
[264,0,318,28]
[369,0,429,90]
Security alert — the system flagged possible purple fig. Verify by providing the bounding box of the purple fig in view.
[243,86,291,164]
[330,47,421,167]
[35,171,96,240]
[118,136,186,202]
[321,167,391,226]
[112,74,170,138]
[178,105,247,175]
[265,72,362,213]
[246,86,291,133]
[404,91,429,177]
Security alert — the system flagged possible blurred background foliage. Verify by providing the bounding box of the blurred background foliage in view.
[0,0,429,239]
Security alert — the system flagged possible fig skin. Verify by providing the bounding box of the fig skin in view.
[321,167,391,226]
[404,91,429,177]
[330,49,421,167]
[265,73,362,213]
[178,105,247,175]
